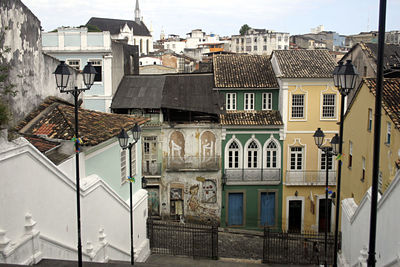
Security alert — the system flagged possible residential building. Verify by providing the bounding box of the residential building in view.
[86,1,153,55]
[271,50,338,232]
[385,30,400,44]
[111,73,223,224]
[341,42,400,106]
[345,31,378,48]
[289,35,327,50]
[341,78,400,204]
[301,31,346,51]
[230,28,289,55]
[139,56,162,66]
[214,54,284,230]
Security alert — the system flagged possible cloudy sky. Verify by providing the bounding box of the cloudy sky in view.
[21,0,400,39]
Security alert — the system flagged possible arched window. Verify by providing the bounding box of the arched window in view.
[265,141,278,168]
[227,141,240,168]
[247,140,259,168]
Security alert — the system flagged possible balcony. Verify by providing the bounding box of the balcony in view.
[225,168,281,185]
[166,156,220,172]
[142,162,162,176]
[285,170,336,186]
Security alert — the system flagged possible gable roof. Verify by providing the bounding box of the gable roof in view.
[220,110,283,126]
[17,97,148,146]
[213,54,279,88]
[364,78,400,129]
[86,17,151,37]
[272,49,336,78]
[111,73,222,114]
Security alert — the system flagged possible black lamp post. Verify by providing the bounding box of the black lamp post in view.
[54,61,96,267]
[314,128,339,267]
[332,59,358,267]
[118,124,142,265]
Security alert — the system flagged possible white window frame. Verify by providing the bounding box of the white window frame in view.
[244,93,255,111]
[349,141,353,168]
[320,147,334,170]
[362,156,366,181]
[88,59,103,83]
[121,149,127,184]
[321,94,336,119]
[289,146,303,170]
[291,94,305,119]
[264,139,280,168]
[66,59,81,71]
[368,109,373,131]
[227,141,240,169]
[386,122,391,145]
[244,138,261,169]
[131,144,137,177]
[226,93,237,110]
[225,137,243,170]
[262,93,272,110]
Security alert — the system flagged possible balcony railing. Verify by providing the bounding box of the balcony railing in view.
[166,156,220,171]
[285,170,336,185]
[142,162,162,176]
[225,168,281,184]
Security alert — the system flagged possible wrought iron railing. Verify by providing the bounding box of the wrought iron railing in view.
[142,162,162,176]
[225,168,281,183]
[285,170,336,185]
[166,156,220,171]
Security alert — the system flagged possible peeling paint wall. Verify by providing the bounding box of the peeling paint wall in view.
[0,0,76,126]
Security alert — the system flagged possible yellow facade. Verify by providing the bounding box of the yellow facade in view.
[281,81,340,232]
[341,83,400,205]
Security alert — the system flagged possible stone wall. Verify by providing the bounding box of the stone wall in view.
[0,0,76,127]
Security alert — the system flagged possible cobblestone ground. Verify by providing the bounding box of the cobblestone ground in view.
[218,229,264,260]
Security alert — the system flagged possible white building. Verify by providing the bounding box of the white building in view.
[230,28,289,55]
[139,56,162,66]
[86,0,153,55]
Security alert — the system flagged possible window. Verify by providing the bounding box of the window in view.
[88,59,102,82]
[290,147,303,170]
[254,46,257,51]
[378,171,383,193]
[321,147,333,170]
[246,46,251,51]
[66,59,80,70]
[254,37,257,42]
[131,144,136,177]
[349,141,353,168]
[386,122,391,145]
[236,47,239,52]
[246,38,251,43]
[265,141,278,168]
[236,39,239,44]
[244,93,255,110]
[363,66,367,77]
[278,45,282,50]
[322,94,336,118]
[228,141,240,168]
[263,45,267,51]
[247,140,259,168]
[291,94,305,118]
[226,93,236,110]
[121,149,127,183]
[362,157,366,181]
[367,109,373,131]
[262,93,272,110]
[264,37,267,42]
[278,36,282,42]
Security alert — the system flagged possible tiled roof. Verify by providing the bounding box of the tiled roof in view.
[213,54,279,88]
[17,97,148,146]
[220,110,283,126]
[273,50,336,78]
[23,135,60,153]
[364,78,400,129]
[362,43,400,72]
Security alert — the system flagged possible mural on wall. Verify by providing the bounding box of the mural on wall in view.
[170,187,184,219]
[202,180,217,203]
[147,186,160,216]
[169,131,185,161]
[201,131,216,162]
[188,185,200,211]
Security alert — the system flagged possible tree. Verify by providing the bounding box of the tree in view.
[239,24,250,35]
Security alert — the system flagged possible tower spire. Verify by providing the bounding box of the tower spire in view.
[135,0,141,23]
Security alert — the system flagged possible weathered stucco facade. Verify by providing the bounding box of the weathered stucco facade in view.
[0,0,77,126]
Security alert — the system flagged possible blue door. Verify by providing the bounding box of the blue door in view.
[228,193,243,226]
[260,192,275,227]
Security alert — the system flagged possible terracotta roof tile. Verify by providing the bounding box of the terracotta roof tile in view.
[220,110,283,126]
[23,135,60,153]
[364,78,400,129]
[273,50,336,78]
[213,54,279,88]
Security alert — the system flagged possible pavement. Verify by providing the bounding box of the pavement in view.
[0,255,313,266]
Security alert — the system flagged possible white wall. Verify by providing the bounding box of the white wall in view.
[340,170,400,267]
[0,135,149,264]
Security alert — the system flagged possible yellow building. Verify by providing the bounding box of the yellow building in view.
[341,78,400,204]
[271,50,339,232]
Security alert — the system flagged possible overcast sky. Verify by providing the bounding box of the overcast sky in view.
[21,0,400,39]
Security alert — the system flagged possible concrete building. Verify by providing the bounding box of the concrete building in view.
[271,50,338,232]
[385,30,400,44]
[230,28,289,55]
[86,1,153,55]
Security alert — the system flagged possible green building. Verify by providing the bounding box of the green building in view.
[213,54,284,230]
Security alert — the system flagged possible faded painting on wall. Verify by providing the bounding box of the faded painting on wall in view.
[202,180,217,203]
[169,131,185,161]
[147,186,160,216]
[200,131,216,161]
[170,187,184,220]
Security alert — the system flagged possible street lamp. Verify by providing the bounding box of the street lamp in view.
[54,61,97,267]
[332,59,358,267]
[314,128,339,267]
[117,124,142,265]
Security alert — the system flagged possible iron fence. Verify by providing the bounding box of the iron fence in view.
[142,162,162,176]
[225,168,280,183]
[286,170,336,185]
[147,219,218,260]
[263,228,340,265]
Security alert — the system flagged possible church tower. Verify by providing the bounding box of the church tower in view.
[135,0,141,23]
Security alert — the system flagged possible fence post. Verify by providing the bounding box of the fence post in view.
[212,225,218,260]
[262,227,268,264]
